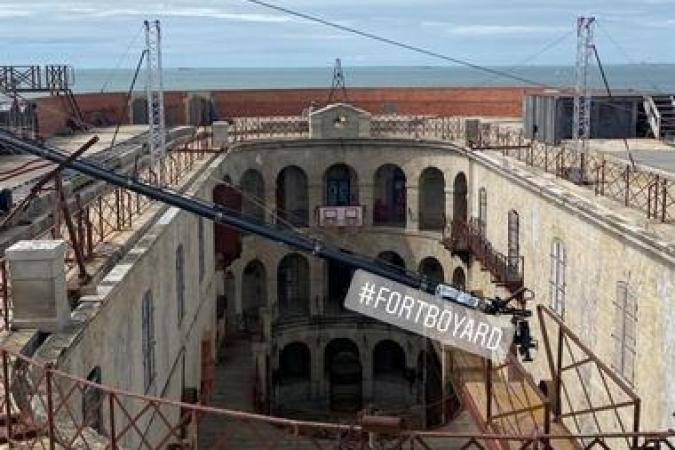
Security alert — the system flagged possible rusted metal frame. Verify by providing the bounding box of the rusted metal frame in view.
[145,401,189,449]
[1,260,9,329]
[108,393,117,449]
[490,403,545,421]
[110,395,156,448]
[50,377,93,448]
[0,136,98,229]
[539,306,639,401]
[558,400,636,419]
[594,364,632,448]
[45,365,57,450]
[561,357,593,372]
[54,175,88,280]
[496,366,528,436]
[1,350,13,441]
[562,335,604,437]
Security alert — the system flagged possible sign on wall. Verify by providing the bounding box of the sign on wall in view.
[344,270,514,361]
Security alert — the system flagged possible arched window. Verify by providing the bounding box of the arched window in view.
[279,342,311,383]
[324,164,359,206]
[453,173,468,222]
[239,169,265,223]
[373,164,406,227]
[478,188,487,235]
[376,251,406,273]
[278,253,310,317]
[419,257,444,286]
[242,260,267,329]
[507,210,520,270]
[373,340,406,378]
[451,267,466,290]
[549,240,566,318]
[418,167,445,230]
[141,290,155,391]
[176,244,185,324]
[612,282,637,384]
[277,166,309,227]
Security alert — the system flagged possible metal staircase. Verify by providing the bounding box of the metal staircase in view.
[643,95,675,142]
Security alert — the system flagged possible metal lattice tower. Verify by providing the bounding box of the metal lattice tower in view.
[573,17,595,155]
[328,58,348,103]
[144,19,166,185]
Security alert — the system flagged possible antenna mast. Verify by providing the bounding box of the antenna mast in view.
[573,17,595,163]
[328,58,348,103]
[144,19,166,186]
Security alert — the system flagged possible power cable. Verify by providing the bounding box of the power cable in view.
[592,44,636,168]
[240,0,554,89]
[596,23,662,93]
[99,25,144,93]
[240,1,646,118]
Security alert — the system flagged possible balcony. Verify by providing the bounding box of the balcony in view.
[317,205,364,227]
[443,218,524,295]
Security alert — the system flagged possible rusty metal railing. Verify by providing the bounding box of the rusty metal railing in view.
[538,305,643,450]
[476,122,675,223]
[0,345,673,449]
[443,217,525,296]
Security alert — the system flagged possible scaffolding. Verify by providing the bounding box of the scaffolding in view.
[144,19,167,186]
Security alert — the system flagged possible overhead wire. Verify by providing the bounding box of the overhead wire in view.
[99,25,144,93]
[240,1,647,118]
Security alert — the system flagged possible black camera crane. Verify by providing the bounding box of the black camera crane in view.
[0,130,536,361]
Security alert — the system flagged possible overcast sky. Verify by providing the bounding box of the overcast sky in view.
[1,0,674,68]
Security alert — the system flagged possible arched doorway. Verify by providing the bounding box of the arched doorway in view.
[325,339,362,412]
[377,251,406,274]
[324,164,359,206]
[278,253,310,318]
[277,166,308,227]
[278,342,311,410]
[240,169,265,223]
[372,340,408,410]
[241,260,267,332]
[451,267,466,291]
[327,255,355,315]
[419,257,445,287]
[418,167,445,230]
[453,173,468,222]
[373,164,406,227]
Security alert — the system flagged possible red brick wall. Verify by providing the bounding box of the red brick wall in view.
[34,87,533,137]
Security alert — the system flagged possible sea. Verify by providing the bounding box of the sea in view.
[73,64,675,94]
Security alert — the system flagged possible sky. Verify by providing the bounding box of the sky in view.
[1,0,674,68]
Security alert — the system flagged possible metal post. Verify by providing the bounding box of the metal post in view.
[485,359,492,424]
[45,367,56,450]
[108,393,117,449]
[1,262,8,329]
[633,399,641,450]
[555,328,564,419]
[573,17,595,163]
[2,350,13,441]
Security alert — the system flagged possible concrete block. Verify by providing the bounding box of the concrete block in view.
[212,121,229,149]
[6,240,70,333]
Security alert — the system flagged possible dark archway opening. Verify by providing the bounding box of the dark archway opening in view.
[453,173,468,222]
[324,164,359,206]
[419,167,445,230]
[325,339,362,413]
[277,166,309,227]
[373,164,406,227]
[278,253,310,318]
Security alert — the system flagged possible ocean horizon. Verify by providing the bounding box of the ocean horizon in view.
[73,64,675,94]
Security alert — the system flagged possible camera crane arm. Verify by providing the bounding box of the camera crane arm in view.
[0,130,534,356]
